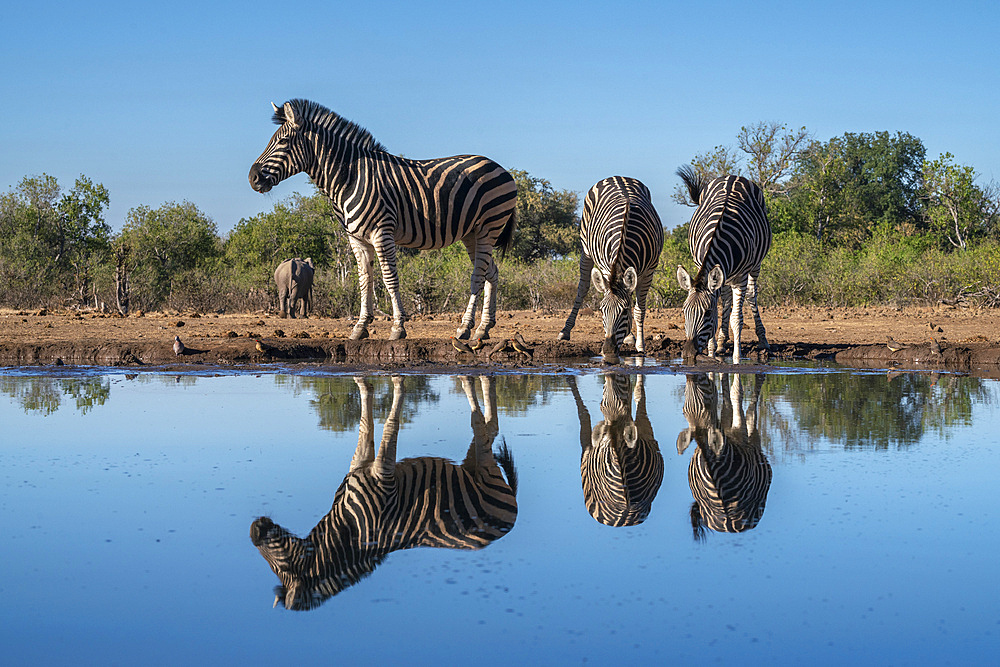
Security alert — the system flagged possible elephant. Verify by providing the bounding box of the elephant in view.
[274,257,314,318]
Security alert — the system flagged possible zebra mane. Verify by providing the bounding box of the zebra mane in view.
[275,99,387,153]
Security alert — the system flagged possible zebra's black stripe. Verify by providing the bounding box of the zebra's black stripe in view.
[559,176,663,363]
[676,167,772,362]
[250,99,517,341]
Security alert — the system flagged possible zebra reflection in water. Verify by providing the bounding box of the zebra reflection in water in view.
[677,373,772,539]
[250,375,517,611]
[568,373,664,526]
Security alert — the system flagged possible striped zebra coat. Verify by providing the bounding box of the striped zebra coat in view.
[569,373,664,527]
[675,167,772,363]
[559,176,663,363]
[250,375,518,610]
[677,373,772,540]
[249,99,517,341]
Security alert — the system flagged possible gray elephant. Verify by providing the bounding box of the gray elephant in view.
[274,257,314,318]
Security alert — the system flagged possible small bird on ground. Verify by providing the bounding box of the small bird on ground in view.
[451,336,474,354]
[470,338,487,351]
[511,336,534,359]
[255,339,266,354]
[514,331,530,348]
[886,336,908,352]
[487,339,510,360]
[930,337,943,355]
[173,335,185,356]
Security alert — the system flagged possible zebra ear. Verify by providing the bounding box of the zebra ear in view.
[622,266,638,293]
[623,422,638,449]
[283,102,300,128]
[677,265,693,291]
[591,267,609,293]
[284,582,302,610]
[706,265,725,292]
[676,428,693,455]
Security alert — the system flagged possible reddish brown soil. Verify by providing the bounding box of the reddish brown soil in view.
[1,305,999,373]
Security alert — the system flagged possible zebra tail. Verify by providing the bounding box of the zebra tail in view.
[496,208,518,258]
[494,437,519,496]
[690,501,707,542]
[676,164,706,206]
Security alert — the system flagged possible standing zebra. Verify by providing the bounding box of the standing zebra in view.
[249,100,518,341]
[558,176,663,364]
[677,372,772,540]
[568,372,664,527]
[675,167,772,363]
[250,375,518,610]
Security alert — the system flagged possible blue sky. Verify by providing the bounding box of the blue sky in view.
[3,0,998,233]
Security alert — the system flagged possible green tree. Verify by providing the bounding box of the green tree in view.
[921,153,1000,250]
[737,121,810,196]
[509,169,580,261]
[673,122,809,206]
[0,174,110,307]
[224,190,348,282]
[118,201,221,310]
[776,131,926,246]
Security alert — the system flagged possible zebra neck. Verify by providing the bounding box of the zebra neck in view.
[303,129,383,209]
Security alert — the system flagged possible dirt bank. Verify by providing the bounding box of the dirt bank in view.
[1,305,999,373]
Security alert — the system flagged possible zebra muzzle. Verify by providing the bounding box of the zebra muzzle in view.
[248,164,273,193]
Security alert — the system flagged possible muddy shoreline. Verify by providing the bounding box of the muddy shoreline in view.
[3,305,1000,376]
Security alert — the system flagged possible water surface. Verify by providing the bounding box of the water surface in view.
[2,366,998,664]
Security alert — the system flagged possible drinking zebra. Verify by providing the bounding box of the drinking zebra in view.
[675,166,772,363]
[249,99,518,341]
[558,176,664,363]
[677,372,772,539]
[568,372,664,527]
[250,375,518,610]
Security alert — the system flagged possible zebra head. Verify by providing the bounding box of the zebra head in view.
[581,374,664,526]
[677,264,725,362]
[249,101,312,194]
[250,516,322,611]
[591,266,637,364]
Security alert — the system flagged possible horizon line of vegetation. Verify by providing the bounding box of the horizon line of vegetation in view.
[2,122,999,315]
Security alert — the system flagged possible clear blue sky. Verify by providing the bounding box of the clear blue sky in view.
[3,0,998,233]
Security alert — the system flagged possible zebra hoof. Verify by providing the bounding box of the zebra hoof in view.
[389,327,407,340]
[557,330,570,341]
[349,327,369,341]
[455,329,472,340]
[473,330,490,342]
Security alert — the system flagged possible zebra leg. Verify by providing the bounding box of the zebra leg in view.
[628,274,653,354]
[460,376,494,473]
[474,253,499,340]
[715,286,733,355]
[372,232,408,340]
[349,377,376,473]
[457,238,486,340]
[747,271,770,354]
[559,253,594,341]
[729,284,747,363]
[348,237,376,340]
[374,376,404,480]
